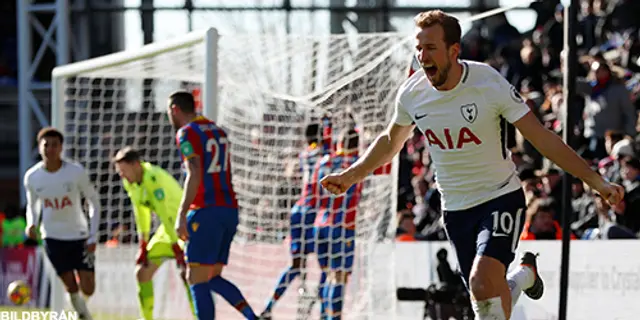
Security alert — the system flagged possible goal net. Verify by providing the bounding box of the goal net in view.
[51,28,413,320]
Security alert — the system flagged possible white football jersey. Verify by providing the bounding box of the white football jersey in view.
[24,161,100,242]
[394,60,530,211]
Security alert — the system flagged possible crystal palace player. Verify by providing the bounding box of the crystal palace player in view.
[320,10,624,320]
[261,115,333,318]
[24,128,100,320]
[314,128,388,319]
[167,91,257,320]
[112,147,195,320]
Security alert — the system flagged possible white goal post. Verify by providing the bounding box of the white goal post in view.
[51,27,412,320]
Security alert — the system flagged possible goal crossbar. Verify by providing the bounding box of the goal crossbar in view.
[51,27,219,129]
[52,29,211,79]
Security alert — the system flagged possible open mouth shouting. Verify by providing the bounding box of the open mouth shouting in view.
[422,63,438,78]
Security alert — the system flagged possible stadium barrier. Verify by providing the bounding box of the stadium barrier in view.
[0,246,59,309]
[4,241,640,319]
[396,240,640,320]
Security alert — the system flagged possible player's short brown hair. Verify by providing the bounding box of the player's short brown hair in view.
[414,10,461,47]
[37,127,64,143]
[169,91,196,114]
[112,146,141,164]
[305,123,321,144]
[340,128,359,151]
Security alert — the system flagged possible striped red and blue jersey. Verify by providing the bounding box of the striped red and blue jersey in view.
[176,116,238,210]
[312,151,393,229]
[295,118,333,208]
[313,152,362,230]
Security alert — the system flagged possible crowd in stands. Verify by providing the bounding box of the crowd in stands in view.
[396,0,640,242]
[0,206,38,248]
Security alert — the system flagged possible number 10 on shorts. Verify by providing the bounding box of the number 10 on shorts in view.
[491,208,523,253]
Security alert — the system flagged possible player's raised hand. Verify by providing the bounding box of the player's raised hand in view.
[596,181,625,206]
[321,172,355,195]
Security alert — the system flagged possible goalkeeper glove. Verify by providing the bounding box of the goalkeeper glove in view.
[136,240,148,266]
[172,243,186,268]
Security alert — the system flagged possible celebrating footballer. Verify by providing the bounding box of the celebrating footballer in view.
[320,10,624,320]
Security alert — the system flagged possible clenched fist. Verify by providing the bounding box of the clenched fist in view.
[320,172,357,195]
[595,181,625,206]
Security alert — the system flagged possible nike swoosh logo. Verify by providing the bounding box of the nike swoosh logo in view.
[415,113,427,120]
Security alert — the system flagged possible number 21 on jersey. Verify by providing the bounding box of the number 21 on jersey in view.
[206,137,229,173]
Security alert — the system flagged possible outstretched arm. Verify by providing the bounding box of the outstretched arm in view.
[342,122,413,183]
[24,178,40,239]
[322,89,415,194]
[514,112,620,201]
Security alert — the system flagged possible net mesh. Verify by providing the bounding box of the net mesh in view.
[55,30,413,319]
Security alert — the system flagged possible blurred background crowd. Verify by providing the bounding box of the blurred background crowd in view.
[395,0,640,242]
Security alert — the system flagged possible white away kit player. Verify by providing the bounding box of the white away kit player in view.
[24,127,100,320]
[320,10,624,320]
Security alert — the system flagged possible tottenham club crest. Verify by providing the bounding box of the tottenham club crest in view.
[460,103,478,123]
[63,182,73,192]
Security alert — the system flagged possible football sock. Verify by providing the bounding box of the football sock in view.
[328,283,344,320]
[318,271,328,318]
[509,265,535,290]
[471,296,506,320]
[209,276,256,319]
[264,266,301,313]
[321,282,331,319]
[507,279,522,308]
[69,292,92,320]
[137,281,154,320]
[190,282,214,320]
[507,265,535,307]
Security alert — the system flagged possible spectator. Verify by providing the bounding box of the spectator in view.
[580,60,637,159]
[583,193,636,239]
[396,211,419,242]
[620,157,640,233]
[543,4,564,62]
[539,167,564,217]
[1,205,26,248]
[521,198,575,240]
[598,130,632,183]
[571,180,597,237]
[578,0,604,51]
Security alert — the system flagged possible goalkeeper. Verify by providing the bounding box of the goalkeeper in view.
[112,147,195,320]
